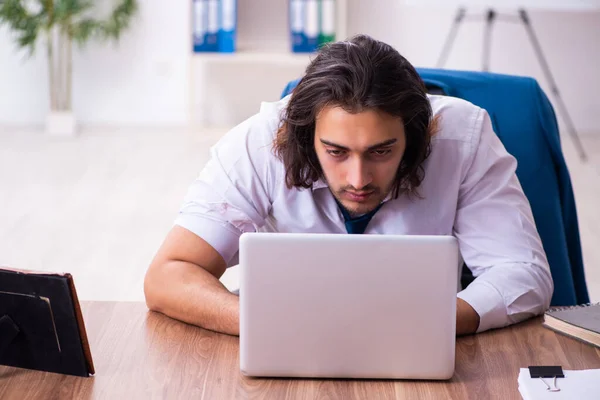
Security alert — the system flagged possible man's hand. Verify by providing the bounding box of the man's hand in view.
[456,298,480,336]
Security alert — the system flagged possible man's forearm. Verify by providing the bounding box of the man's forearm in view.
[144,260,240,336]
[456,298,480,336]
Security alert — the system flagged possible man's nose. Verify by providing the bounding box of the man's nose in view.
[346,158,373,190]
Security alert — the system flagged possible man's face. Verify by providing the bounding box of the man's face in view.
[314,105,406,217]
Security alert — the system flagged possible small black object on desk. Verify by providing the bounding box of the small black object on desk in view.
[528,365,564,392]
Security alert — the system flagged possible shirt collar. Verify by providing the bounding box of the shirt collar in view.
[311,178,329,191]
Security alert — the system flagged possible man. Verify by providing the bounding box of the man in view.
[144,35,553,337]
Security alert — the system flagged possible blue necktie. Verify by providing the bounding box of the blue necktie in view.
[337,201,383,234]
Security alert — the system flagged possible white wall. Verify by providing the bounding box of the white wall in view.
[237,0,289,51]
[0,0,190,128]
[191,57,310,128]
[348,3,600,134]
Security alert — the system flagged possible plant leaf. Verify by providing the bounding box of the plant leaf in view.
[0,0,43,55]
[97,0,138,41]
[71,17,96,45]
[54,0,93,26]
[1,0,138,52]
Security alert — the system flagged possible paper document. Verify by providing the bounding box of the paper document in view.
[518,368,600,399]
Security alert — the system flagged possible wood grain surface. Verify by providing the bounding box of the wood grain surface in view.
[1,301,599,400]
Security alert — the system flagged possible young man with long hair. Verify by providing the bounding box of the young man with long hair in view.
[144,35,553,337]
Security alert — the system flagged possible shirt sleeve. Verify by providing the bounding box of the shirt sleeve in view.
[455,108,554,333]
[174,112,280,265]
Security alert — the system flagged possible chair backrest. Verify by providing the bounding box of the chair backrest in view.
[281,69,589,306]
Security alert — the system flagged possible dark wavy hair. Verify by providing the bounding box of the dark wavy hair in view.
[273,34,437,198]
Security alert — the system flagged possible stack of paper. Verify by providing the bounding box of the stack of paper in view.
[518,368,600,399]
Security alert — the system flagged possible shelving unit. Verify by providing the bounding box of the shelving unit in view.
[190,0,349,129]
[193,50,314,65]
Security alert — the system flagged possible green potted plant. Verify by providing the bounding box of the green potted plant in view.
[0,0,138,136]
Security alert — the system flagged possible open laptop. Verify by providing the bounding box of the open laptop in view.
[239,232,460,380]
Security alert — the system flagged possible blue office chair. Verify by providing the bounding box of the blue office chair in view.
[281,69,589,307]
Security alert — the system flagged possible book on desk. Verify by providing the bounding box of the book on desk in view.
[543,302,600,348]
[0,267,94,377]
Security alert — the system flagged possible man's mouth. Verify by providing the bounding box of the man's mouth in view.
[343,190,374,202]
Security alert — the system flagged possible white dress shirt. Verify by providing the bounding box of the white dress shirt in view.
[175,94,554,333]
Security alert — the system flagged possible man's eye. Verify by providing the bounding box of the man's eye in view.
[327,150,345,157]
[372,149,391,156]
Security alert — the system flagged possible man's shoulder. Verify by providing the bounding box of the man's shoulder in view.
[428,94,485,145]
[222,96,289,144]
[211,97,290,163]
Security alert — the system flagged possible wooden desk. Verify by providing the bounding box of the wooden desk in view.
[1,301,599,399]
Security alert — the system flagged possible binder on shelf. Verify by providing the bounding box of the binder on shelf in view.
[290,0,306,52]
[305,0,320,52]
[319,0,336,47]
[192,0,207,52]
[193,0,237,53]
[290,0,336,53]
[219,0,237,53]
[290,0,319,53]
[206,0,220,51]
[193,0,218,52]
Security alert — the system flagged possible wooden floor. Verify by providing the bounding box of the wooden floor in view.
[0,128,598,302]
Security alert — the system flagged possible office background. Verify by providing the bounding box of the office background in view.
[0,1,598,302]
